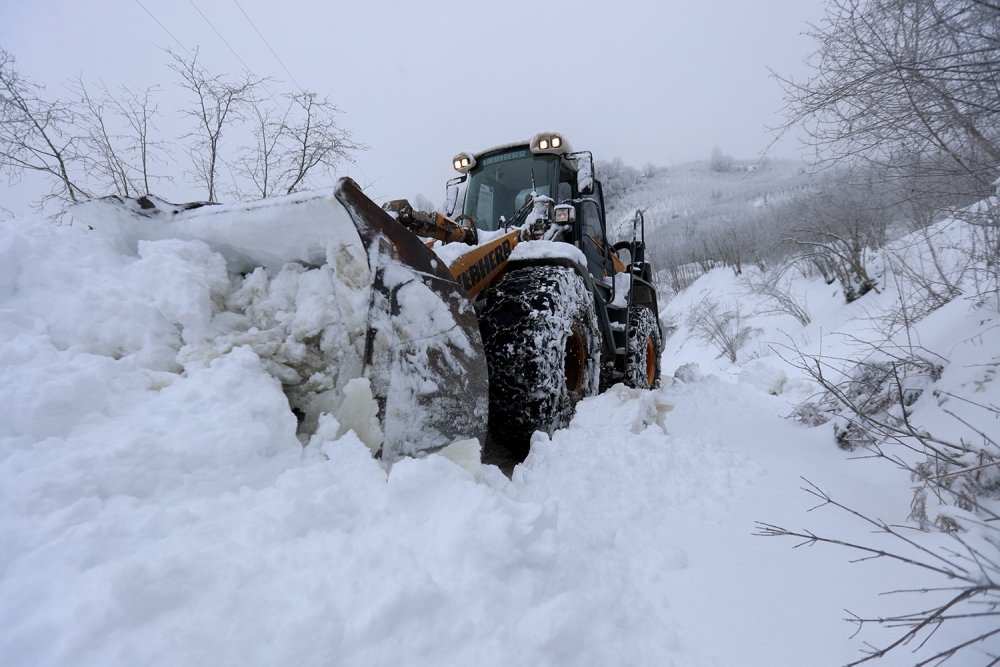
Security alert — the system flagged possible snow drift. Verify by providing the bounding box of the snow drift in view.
[2,195,997,665]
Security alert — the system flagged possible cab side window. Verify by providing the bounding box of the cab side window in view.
[579,187,610,277]
[557,181,572,204]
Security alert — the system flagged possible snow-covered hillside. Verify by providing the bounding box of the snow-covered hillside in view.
[1,196,998,665]
[603,158,813,242]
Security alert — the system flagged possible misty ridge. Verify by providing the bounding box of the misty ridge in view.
[598,153,992,300]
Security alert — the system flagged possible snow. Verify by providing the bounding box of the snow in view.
[73,189,364,273]
[430,227,512,267]
[429,209,585,273]
[508,238,589,268]
[738,358,788,395]
[2,195,998,665]
[50,191,375,437]
[609,271,633,307]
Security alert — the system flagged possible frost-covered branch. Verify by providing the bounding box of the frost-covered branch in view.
[169,47,263,202]
[0,48,89,205]
[756,480,1000,666]
[775,0,1000,201]
[687,301,756,362]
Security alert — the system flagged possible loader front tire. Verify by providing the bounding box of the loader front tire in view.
[624,304,662,390]
[480,265,600,458]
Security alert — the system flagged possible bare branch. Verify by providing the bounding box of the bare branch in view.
[0,48,89,205]
[168,47,263,201]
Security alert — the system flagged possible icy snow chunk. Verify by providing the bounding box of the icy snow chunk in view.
[738,359,788,395]
[335,377,384,455]
[177,247,370,433]
[674,362,704,383]
[435,438,482,476]
[315,427,389,490]
[72,189,361,273]
[132,239,230,344]
[565,383,673,436]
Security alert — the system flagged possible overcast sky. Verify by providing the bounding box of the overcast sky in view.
[2,0,826,212]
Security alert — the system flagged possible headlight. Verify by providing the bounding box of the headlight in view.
[554,204,575,223]
[530,132,570,155]
[452,152,476,173]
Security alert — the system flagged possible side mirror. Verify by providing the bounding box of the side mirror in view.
[445,175,465,216]
[565,151,594,195]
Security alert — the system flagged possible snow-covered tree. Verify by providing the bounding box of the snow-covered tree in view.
[709,146,734,173]
[777,0,1000,203]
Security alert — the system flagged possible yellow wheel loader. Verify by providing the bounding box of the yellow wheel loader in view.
[96,131,660,466]
[350,131,662,462]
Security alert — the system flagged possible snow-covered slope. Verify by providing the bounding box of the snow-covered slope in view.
[604,159,813,241]
[1,199,997,665]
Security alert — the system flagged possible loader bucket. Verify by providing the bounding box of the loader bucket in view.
[334,178,489,462]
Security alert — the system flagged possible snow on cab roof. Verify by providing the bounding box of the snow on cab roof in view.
[473,132,575,160]
[473,138,530,159]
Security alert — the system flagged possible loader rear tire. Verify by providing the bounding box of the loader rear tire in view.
[480,265,601,458]
[624,304,662,390]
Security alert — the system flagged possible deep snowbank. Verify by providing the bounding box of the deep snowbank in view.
[2,205,995,665]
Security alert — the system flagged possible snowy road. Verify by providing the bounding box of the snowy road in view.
[0,351,917,665]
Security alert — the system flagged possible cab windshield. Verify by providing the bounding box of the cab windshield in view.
[464,150,559,231]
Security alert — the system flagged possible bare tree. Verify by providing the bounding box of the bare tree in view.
[745,269,812,325]
[687,301,757,362]
[770,337,1000,665]
[777,0,1000,203]
[788,173,890,303]
[233,94,288,199]
[597,157,643,203]
[113,85,163,196]
[233,91,361,199]
[73,79,165,198]
[280,92,359,195]
[707,228,741,275]
[0,49,88,204]
[413,194,436,212]
[2,47,362,211]
[710,146,734,173]
[169,48,261,201]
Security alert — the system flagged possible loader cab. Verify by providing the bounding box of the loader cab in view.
[452,133,613,279]
[462,148,560,232]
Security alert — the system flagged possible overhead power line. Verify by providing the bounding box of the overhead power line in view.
[186,0,254,73]
[132,0,193,56]
[232,0,304,92]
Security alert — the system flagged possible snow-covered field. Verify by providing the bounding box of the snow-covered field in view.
[2,197,997,665]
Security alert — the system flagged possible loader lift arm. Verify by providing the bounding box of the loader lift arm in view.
[383,199,478,245]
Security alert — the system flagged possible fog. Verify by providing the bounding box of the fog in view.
[1,0,826,211]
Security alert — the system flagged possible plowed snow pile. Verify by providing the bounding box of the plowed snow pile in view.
[0,207,991,665]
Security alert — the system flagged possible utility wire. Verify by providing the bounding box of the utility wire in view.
[132,0,193,56]
[186,0,254,73]
[231,0,304,93]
